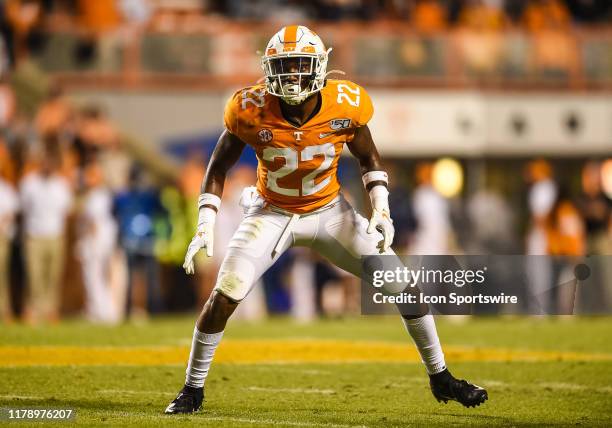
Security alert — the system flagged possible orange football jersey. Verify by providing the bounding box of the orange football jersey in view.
[224,79,374,213]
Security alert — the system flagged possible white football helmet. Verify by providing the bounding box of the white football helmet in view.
[261,25,330,105]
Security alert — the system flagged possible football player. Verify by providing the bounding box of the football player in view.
[166,25,487,414]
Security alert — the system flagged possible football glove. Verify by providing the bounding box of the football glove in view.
[367,205,394,253]
[183,193,220,275]
[363,171,394,253]
[183,216,215,274]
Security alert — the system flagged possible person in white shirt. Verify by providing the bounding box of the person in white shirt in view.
[411,163,452,255]
[19,156,73,323]
[77,163,118,323]
[0,174,18,323]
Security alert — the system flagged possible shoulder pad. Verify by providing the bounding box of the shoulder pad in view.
[325,79,373,127]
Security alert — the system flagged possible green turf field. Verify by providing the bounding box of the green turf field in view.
[1,316,611,427]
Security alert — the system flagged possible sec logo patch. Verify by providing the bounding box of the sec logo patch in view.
[258,129,273,143]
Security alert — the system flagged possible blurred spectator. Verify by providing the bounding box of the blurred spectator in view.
[77,162,118,323]
[456,0,505,75]
[0,140,16,184]
[75,105,119,165]
[0,163,18,323]
[503,0,529,24]
[77,0,121,34]
[34,84,74,139]
[522,0,571,32]
[268,0,314,23]
[98,131,131,193]
[532,27,579,79]
[114,166,165,320]
[524,159,557,313]
[119,0,153,26]
[547,187,586,313]
[179,150,205,200]
[578,161,612,311]
[466,186,516,254]
[177,150,205,283]
[4,0,43,63]
[410,161,452,254]
[526,159,557,255]
[578,161,611,255]
[289,249,317,321]
[386,163,417,250]
[19,154,73,323]
[547,189,586,257]
[458,0,506,30]
[411,0,447,33]
[312,0,366,21]
[520,0,578,78]
[0,70,17,130]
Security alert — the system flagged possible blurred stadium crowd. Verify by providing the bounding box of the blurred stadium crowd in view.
[0,0,611,325]
[0,0,611,90]
[1,0,611,34]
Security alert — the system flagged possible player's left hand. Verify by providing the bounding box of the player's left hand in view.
[367,208,394,253]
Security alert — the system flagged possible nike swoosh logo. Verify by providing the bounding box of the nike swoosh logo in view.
[319,131,337,138]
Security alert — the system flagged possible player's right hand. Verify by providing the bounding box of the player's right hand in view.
[183,222,214,275]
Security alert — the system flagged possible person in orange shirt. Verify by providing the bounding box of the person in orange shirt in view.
[522,0,571,33]
[546,190,586,313]
[548,199,586,257]
[411,0,447,34]
[77,0,120,34]
[165,25,487,414]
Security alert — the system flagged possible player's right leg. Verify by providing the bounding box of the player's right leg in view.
[165,208,293,414]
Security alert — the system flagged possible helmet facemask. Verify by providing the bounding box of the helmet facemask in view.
[262,51,329,105]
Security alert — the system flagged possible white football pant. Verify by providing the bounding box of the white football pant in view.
[213,193,398,302]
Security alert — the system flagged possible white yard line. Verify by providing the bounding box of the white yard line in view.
[538,382,612,394]
[96,389,175,396]
[204,416,367,428]
[480,379,511,387]
[0,394,42,400]
[480,379,611,394]
[250,367,332,375]
[245,386,336,395]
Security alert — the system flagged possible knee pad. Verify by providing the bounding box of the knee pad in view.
[213,259,256,302]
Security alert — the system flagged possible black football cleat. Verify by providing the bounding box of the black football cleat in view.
[429,369,488,408]
[164,385,204,414]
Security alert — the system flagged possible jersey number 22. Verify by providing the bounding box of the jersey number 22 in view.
[263,143,335,197]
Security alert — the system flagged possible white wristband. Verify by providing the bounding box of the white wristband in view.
[362,171,388,187]
[198,193,221,211]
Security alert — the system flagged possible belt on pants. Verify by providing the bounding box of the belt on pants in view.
[268,197,342,258]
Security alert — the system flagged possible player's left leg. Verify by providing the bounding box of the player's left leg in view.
[310,198,488,407]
